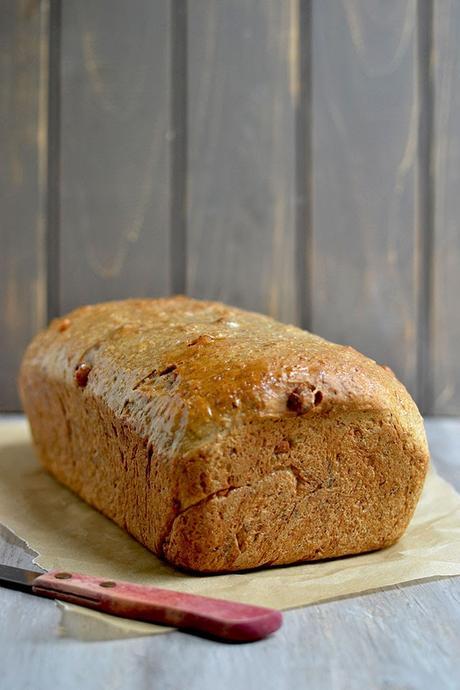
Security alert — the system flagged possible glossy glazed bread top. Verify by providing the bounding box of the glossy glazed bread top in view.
[19,296,429,572]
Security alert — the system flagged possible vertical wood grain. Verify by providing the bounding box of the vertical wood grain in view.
[310,0,420,399]
[186,0,299,324]
[46,0,61,322]
[170,0,187,296]
[0,1,48,410]
[432,1,460,415]
[416,0,434,415]
[59,0,172,313]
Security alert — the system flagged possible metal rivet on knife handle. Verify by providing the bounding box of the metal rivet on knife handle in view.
[54,572,72,579]
[99,581,116,588]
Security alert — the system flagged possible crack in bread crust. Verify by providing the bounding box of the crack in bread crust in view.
[160,412,428,572]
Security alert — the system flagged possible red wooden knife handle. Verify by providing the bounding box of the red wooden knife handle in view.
[32,570,282,642]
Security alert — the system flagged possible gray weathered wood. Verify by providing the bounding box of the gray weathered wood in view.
[3,1,460,418]
[2,576,459,690]
[310,1,420,399]
[425,417,460,490]
[432,1,460,415]
[0,1,48,410]
[186,0,298,324]
[59,0,172,313]
[0,416,459,689]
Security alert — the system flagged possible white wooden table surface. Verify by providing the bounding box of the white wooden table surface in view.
[0,417,459,690]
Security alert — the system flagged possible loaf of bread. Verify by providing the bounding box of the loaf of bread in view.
[19,296,429,573]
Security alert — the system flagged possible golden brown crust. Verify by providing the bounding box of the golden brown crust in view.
[19,296,429,573]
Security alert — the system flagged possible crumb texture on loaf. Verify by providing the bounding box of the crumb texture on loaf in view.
[19,296,430,573]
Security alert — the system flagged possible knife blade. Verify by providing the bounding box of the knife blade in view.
[0,564,282,642]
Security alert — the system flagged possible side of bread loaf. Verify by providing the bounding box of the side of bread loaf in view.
[19,296,429,572]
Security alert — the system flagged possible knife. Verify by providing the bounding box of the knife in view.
[0,564,282,642]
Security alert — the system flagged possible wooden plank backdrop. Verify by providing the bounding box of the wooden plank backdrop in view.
[0,1,48,410]
[186,0,298,324]
[432,0,460,415]
[310,0,420,400]
[59,0,172,313]
[0,0,459,414]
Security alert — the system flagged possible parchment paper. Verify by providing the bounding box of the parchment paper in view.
[1,419,460,640]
